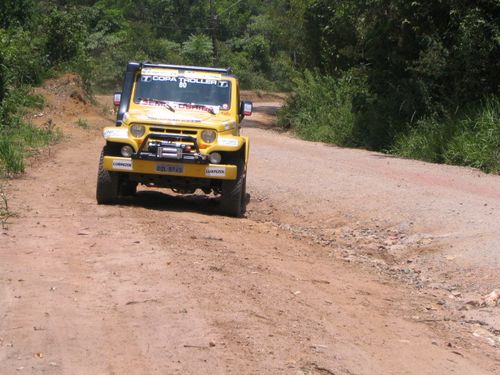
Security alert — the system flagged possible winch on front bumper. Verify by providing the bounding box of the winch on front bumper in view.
[133,133,209,163]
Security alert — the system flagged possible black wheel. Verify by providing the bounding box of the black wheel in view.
[96,148,119,204]
[221,159,246,217]
[120,181,137,196]
[240,174,247,215]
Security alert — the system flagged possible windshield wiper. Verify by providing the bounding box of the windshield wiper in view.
[138,97,175,112]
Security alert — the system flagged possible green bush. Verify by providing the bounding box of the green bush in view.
[0,84,59,176]
[0,85,44,122]
[444,98,500,173]
[0,0,33,29]
[392,97,499,173]
[0,119,61,176]
[69,51,96,97]
[269,52,297,91]
[391,117,451,163]
[278,69,369,147]
[0,138,24,174]
[0,28,47,86]
[181,34,213,66]
[45,8,87,65]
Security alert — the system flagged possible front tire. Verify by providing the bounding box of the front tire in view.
[96,148,119,204]
[221,159,246,217]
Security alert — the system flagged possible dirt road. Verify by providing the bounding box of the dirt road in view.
[1,76,499,374]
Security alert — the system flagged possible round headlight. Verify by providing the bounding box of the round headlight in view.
[130,124,145,138]
[201,130,217,143]
[209,152,222,164]
[121,145,134,157]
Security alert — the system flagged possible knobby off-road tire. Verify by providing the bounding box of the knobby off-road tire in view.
[221,159,246,217]
[96,149,119,204]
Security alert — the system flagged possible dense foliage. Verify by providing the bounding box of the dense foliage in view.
[280,0,499,172]
[0,0,498,173]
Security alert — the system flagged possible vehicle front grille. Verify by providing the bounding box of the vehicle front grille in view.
[149,127,197,135]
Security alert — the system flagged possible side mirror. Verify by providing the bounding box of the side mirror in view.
[113,92,122,107]
[240,101,253,118]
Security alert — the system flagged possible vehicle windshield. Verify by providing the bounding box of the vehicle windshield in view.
[133,72,231,110]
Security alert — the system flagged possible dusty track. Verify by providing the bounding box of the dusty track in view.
[0,76,499,374]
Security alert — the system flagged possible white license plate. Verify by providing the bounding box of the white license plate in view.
[156,163,184,174]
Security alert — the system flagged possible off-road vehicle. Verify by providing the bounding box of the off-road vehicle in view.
[96,62,252,217]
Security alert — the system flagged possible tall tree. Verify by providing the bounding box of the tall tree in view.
[0,0,34,28]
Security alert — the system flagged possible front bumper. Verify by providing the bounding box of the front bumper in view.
[103,156,237,180]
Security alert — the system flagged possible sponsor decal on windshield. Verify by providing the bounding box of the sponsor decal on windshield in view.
[177,103,220,114]
[141,75,224,88]
[141,68,222,80]
[183,70,222,79]
[140,100,220,114]
[141,68,178,77]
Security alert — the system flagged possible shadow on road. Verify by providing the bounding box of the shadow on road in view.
[119,190,220,216]
[117,190,251,217]
[254,104,280,115]
[242,118,273,130]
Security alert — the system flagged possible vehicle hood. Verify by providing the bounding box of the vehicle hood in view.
[124,107,237,131]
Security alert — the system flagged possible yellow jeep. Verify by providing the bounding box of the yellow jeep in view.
[96,62,252,217]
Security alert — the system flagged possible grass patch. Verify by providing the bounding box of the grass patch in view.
[76,118,89,129]
[1,84,62,177]
[0,139,24,174]
[391,117,452,163]
[0,119,62,176]
[392,97,499,173]
[444,98,500,173]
